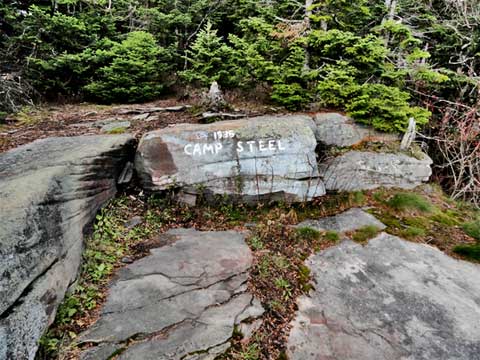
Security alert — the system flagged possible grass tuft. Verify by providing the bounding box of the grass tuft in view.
[352,225,382,243]
[387,192,434,213]
[462,220,480,240]
[453,244,480,261]
[325,230,340,242]
[296,226,321,241]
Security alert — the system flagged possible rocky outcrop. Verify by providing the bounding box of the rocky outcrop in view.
[320,150,433,191]
[296,208,386,233]
[78,229,264,360]
[287,233,480,360]
[314,113,398,147]
[0,135,135,359]
[135,115,325,203]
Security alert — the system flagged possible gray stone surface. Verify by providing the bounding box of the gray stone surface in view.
[320,150,432,191]
[135,115,325,203]
[297,208,386,233]
[287,233,480,360]
[0,135,135,359]
[79,229,264,360]
[314,113,399,147]
[93,119,131,132]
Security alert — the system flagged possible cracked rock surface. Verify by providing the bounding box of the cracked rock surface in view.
[287,233,480,360]
[0,135,135,360]
[79,228,264,360]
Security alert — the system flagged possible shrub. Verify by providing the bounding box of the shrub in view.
[181,22,235,87]
[316,62,360,108]
[271,83,311,110]
[84,31,172,103]
[346,84,431,132]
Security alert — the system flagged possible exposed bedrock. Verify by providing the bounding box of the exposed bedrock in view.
[287,233,480,360]
[0,135,135,359]
[78,229,264,360]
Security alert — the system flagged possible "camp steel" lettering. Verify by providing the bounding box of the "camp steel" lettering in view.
[184,131,286,157]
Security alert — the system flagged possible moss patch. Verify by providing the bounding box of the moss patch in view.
[387,192,434,213]
[462,220,480,240]
[351,225,382,243]
[453,244,480,262]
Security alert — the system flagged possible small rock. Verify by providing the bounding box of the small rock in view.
[124,216,142,229]
[131,113,150,121]
[320,150,433,191]
[296,208,386,233]
[165,105,191,112]
[314,112,399,147]
[120,256,134,264]
[117,162,133,184]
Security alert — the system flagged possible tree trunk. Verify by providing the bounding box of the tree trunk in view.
[303,0,313,71]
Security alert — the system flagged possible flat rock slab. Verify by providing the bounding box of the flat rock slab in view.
[287,233,480,360]
[0,135,135,359]
[79,229,263,360]
[314,113,399,147]
[297,208,386,233]
[135,115,325,203]
[320,150,432,191]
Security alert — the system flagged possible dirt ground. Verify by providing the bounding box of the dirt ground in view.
[0,97,279,153]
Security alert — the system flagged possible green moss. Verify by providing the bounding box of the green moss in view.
[370,211,401,229]
[387,192,434,213]
[325,230,340,242]
[453,244,480,261]
[403,216,429,228]
[352,225,382,243]
[296,226,321,241]
[401,226,426,238]
[248,236,264,250]
[462,220,480,240]
[429,211,460,226]
[351,191,366,205]
[106,126,127,134]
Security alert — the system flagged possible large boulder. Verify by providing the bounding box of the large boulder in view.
[0,135,135,359]
[320,150,432,191]
[78,229,264,360]
[135,115,325,203]
[314,113,399,147]
[287,233,480,359]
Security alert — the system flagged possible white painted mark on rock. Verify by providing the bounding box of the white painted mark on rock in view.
[184,130,287,157]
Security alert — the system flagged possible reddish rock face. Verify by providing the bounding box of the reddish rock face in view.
[135,115,325,203]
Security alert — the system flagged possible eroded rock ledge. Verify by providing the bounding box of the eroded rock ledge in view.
[0,135,135,359]
[287,233,480,359]
[78,229,264,360]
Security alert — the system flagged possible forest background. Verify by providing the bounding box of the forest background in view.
[0,0,479,204]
